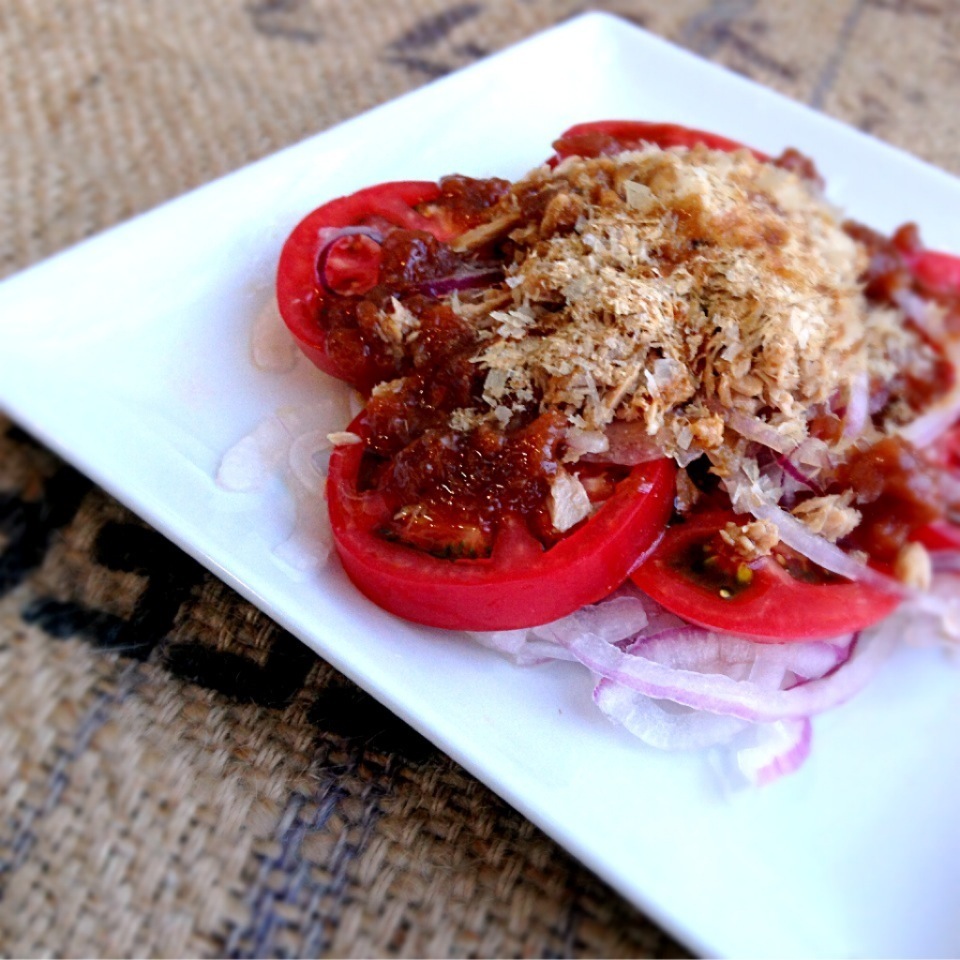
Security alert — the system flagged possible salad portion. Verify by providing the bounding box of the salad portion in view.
[262,121,960,782]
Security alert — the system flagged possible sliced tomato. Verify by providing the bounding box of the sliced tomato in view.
[896,419,960,551]
[890,223,960,298]
[914,521,960,552]
[551,120,768,163]
[906,248,960,296]
[276,180,459,390]
[327,413,676,631]
[630,512,901,642]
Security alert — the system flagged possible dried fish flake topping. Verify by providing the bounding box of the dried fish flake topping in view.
[468,144,927,467]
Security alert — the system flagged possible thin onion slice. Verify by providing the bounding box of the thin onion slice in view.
[467,588,650,666]
[776,452,824,496]
[540,624,896,723]
[931,550,960,574]
[900,340,960,448]
[418,266,504,298]
[595,682,815,787]
[251,297,300,373]
[721,406,797,454]
[594,681,750,750]
[726,472,906,595]
[892,286,947,339]
[217,402,344,571]
[316,226,385,294]
[735,717,812,787]
[272,498,332,574]
[626,627,850,683]
[466,629,578,667]
[842,370,870,439]
[594,421,667,466]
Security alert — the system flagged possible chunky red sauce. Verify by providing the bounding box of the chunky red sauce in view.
[364,410,568,557]
[844,220,957,414]
[317,176,596,557]
[849,220,960,327]
[833,436,946,562]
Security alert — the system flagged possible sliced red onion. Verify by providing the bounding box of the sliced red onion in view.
[251,297,299,373]
[288,430,330,496]
[534,590,652,645]
[467,588,650,666]
[316,226,384,294]
[594,680,750,750]
[842,370,870,439]
[348,389,365,419]
[726,476,906,595]
[936,471,960,506]
[789,437,832,470]
[272,495,332,574]
[578,421,665,466]
[900,341,960,448]
[776,453,824,496]
[466,628,578,667]
[625,628,849,683]
[931,551,960,574]
[271,423,336,574]
[218,402,345,572]
[418,266,504,298]
[901,396,960,448]
[735,717,812,787]
[539,624,896,723]
[889,572,960,645]
[892,286,946,338]
[719,405,796,455]
[217,415,302,493]
[459,570,937,784]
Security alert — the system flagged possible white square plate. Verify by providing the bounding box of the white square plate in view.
[2,13,959,958]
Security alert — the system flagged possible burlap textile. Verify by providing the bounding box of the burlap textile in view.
[1,2,958,956]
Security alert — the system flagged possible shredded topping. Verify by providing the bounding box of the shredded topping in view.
[477,147,871,439]
[719,519,781,561]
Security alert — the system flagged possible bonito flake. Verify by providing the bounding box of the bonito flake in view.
[468,144,937,472]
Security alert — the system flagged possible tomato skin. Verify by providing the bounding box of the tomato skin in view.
[631,513,901,642]
[276,181,449,390]
[327,414,677,631]
[551,120,768,163]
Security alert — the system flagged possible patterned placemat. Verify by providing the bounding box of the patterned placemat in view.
[2,1,958,956]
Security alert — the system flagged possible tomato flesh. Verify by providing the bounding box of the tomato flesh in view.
[631,513,901,642]
[328,413,677,631]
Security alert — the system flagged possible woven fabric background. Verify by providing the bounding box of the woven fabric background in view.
[1,1,959,956]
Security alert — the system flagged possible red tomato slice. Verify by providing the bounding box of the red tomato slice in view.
[327,413,677,631]
[904,248,960,297]
[905,421,960,552]
[890,222,960,295]
[276,180,454,390]
[630,512,901,642]
[914,521,960,552]
[551,120,769,163]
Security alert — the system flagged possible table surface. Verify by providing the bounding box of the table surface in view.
[2,1,958,956]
